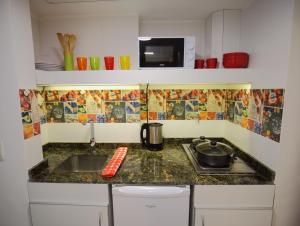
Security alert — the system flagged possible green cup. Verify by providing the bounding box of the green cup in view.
[64,53,74,71]
[89,56,100,70]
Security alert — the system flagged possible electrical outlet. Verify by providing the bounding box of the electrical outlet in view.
[0,141,4,161]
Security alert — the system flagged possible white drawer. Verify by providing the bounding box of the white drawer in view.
[194,185,275,209]
[28,182,109,206]
[194,208,273,226]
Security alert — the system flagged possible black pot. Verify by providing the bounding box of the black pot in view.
[195,141,234,167]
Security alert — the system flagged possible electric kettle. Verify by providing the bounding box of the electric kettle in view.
[140,123,163,151]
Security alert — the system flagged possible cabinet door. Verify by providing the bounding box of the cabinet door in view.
[194,209,272,226]
[30,204,109,226]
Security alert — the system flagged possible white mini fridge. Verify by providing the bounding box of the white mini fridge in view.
[112,185,190,226]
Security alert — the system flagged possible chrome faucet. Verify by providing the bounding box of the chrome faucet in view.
[82,119,96,154]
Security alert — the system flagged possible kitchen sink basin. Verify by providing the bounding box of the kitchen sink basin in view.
[54,154,109,173]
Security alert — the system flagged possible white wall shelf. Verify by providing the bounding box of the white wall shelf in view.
[35,69,258,86]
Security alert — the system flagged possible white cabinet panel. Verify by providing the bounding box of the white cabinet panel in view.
[28,183,109,206]
[30,204,108,226]
[193,185,274,226]
[194,185,275,208]
[194,209,272,226]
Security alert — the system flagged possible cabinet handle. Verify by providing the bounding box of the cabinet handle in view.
[192,208,196,226]
[201,215,205,226]
[99,213,102,226]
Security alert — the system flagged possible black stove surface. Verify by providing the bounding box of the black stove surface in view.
[182,143,256,175]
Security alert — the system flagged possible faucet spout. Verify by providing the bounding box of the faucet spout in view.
[89,119,95,140]
[82,119,96,154]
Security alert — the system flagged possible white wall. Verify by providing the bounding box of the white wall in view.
[0,0,33,225]
[240,0,294,89]
[205,15,212,59]
[206,10,223,60]
[43,121,226,144]
[205,9,241,63]
[13,0,43,169]
[35,15,139,69]
[223,10,241,53]
[139,20,206,58]
[31,16,40,63]
[222,0,295,171]
[224,122,280,170]
[273,0,300,225]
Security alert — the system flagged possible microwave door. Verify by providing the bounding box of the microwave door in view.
[139,38,184,67]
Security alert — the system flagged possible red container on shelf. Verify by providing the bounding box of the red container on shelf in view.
[104,56,114,70]
[223,52,249,68]
[206,58,218,68]
[195,59,205,69]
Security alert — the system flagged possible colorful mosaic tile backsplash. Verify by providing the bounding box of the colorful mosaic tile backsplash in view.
[19,88,284,143]
[19,90,41,139]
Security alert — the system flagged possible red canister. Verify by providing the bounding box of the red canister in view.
[195,59,205,69]
[206,58,218,68]
[223,52,249,68]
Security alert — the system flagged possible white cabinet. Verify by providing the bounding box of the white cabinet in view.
[194,209,272,226]
[193,185,275,226]
[28,183,110,226]
[30,204,108,226]
[205,9,241,63]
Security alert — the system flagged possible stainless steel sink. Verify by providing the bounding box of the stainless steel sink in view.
[54,154,109,173]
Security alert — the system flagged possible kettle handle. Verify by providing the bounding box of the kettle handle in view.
[140,123,149,147]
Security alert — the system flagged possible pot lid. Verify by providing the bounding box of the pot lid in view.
[195,141,233,157]
[191,136,210,148]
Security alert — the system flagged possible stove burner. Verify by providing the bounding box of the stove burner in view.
[182,143,255,175]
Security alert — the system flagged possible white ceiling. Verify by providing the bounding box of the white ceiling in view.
[30,0,255,20]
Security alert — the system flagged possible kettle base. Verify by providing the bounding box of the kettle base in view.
[147,143,163,151]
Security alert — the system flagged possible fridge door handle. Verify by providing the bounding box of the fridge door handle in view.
[112,186,190,198]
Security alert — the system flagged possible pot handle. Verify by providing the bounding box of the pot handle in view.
[140,123,149,147]
[232,153,237,160]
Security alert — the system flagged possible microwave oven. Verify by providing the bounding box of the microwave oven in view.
[138,37,195,69]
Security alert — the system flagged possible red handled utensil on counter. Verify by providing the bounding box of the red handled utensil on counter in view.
[101,147,128,178]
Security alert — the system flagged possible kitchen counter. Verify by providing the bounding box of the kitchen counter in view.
[29,139,274,185]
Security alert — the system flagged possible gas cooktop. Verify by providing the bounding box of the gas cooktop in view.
[182,143,256,175]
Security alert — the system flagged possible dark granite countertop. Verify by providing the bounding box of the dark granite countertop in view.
[29,139,274,185]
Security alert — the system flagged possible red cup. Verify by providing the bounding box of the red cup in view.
[104,56,114,70]
[195,59,205,69]
[77,57,87,70]
[206,58,218,69]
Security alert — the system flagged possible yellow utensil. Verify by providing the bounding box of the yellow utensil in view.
[56,33,65,50]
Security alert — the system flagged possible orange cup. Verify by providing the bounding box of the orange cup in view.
[77,57,87,70]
